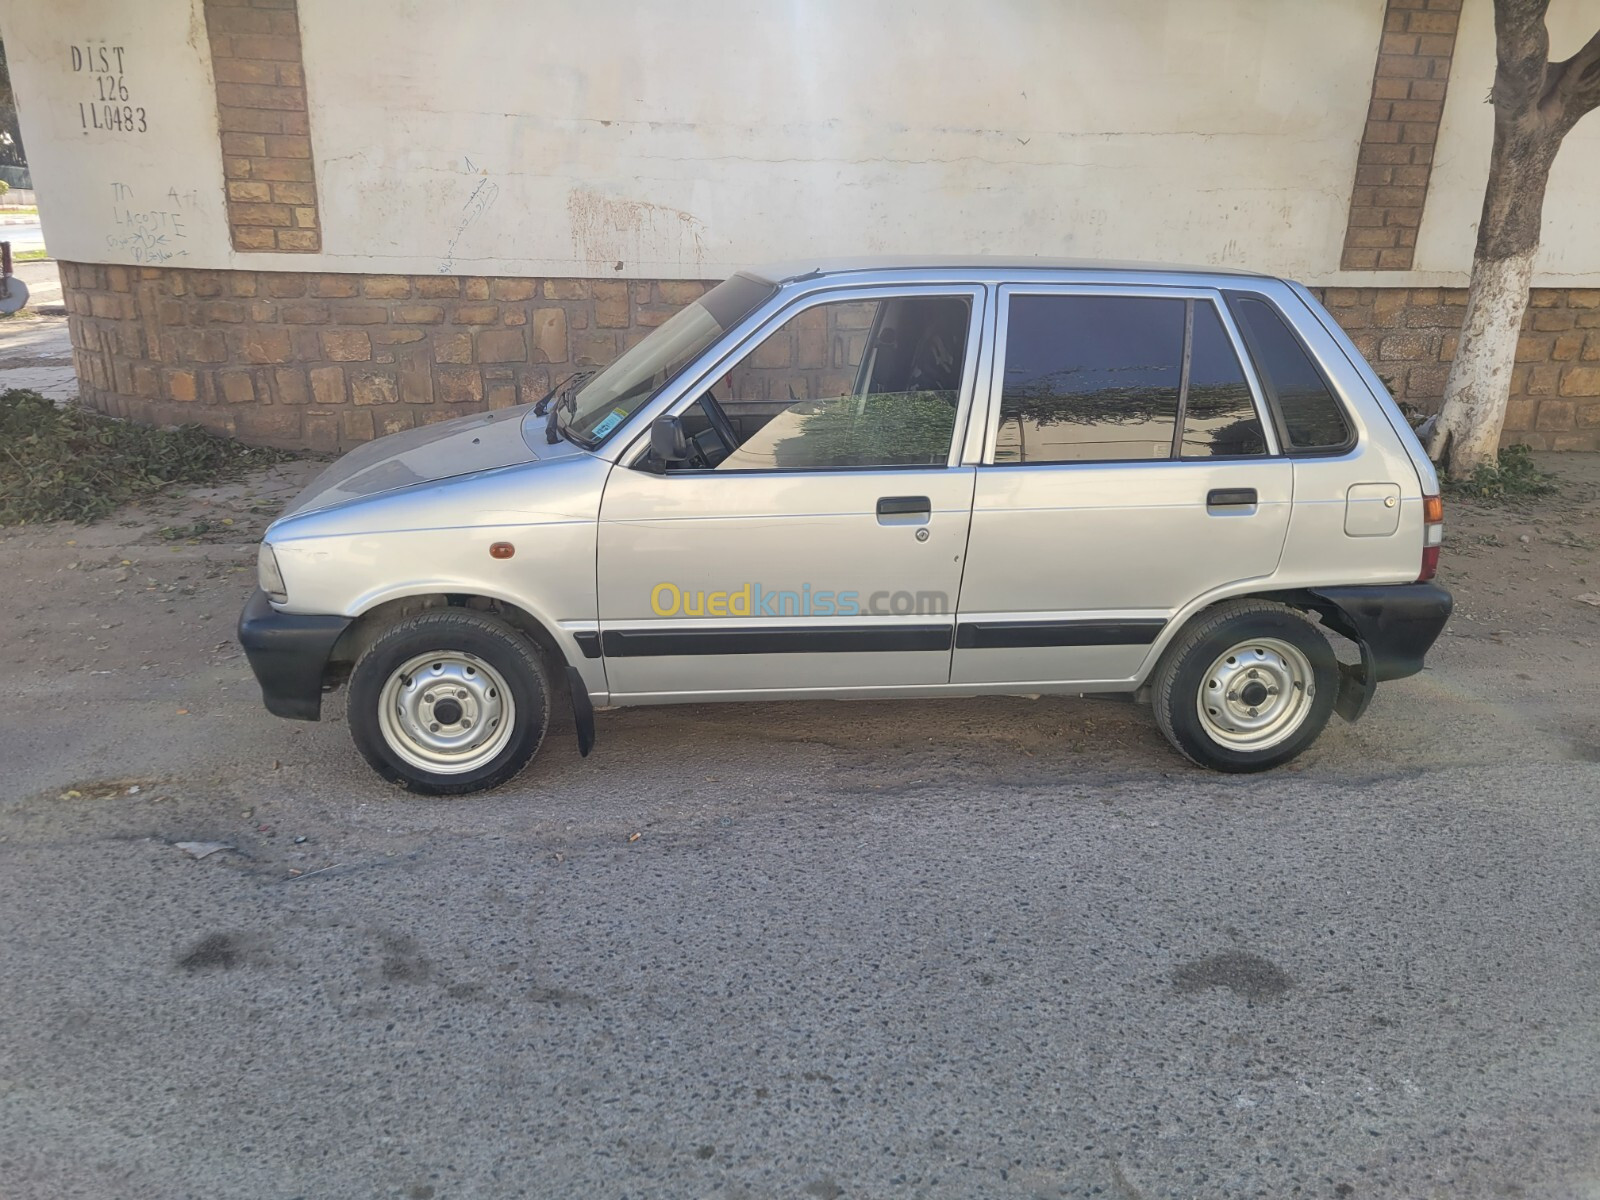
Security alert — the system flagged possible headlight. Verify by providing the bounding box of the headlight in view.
[257,543,288,603]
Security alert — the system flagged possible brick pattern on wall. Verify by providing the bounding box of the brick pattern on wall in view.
[1314,286,1600,450]
[203,0,321,253]
[60,263,710,451]
[58,265,1600,453]
[1340,0,1461,271]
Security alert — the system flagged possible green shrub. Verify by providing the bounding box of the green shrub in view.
[0,388,293,524]
[1444,442,1557,501]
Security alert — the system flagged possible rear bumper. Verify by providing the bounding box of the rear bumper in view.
[237,589,352,721]
[1308,582,1453,682]
[1295,583,1451,723]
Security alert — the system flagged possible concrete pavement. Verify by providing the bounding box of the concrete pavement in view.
[13,257,64,309]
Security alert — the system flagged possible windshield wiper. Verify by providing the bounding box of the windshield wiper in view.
[533,369,592,418]
[541,370,595,445]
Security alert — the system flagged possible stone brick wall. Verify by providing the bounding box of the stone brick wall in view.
[61,262,710,451]
[1340,0,1461,271]
[1314,286,1600,450]
[59,264,1600,452]
[203,0,322,252]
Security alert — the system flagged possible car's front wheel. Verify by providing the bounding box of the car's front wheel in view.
[1152,600,1338,773]
[347,609,551,794]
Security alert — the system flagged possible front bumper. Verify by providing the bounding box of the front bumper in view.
[237,589,353,721]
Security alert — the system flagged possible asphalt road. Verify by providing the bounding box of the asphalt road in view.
[1,219,47,252]
[2,464,1599,1199]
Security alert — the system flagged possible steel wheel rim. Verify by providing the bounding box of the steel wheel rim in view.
[1196,636,1316,752]
[376,651,516,775]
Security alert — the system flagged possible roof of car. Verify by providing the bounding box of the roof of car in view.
[743,255,1277,285]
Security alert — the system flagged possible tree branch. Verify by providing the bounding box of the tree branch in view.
[1493,0,1554,110]
[1543,25,1600,123]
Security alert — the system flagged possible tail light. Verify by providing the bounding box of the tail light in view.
[1419,493,1443,581]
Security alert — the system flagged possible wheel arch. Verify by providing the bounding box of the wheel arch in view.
[329,591,601,694]
[1137,588,1369,721]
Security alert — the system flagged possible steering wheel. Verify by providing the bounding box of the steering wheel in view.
[702,388,742,454]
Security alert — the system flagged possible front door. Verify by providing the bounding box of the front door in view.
[597,286,986,700]
[953,286,1293,687]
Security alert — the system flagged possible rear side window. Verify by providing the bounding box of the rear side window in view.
[995,295,1184,463]
[994,294,1266,465]
[1228,295,1353,453]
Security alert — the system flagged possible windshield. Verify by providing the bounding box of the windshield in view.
[543,273,776,448]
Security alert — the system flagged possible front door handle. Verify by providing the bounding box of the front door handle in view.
[1206,487,1258,508]
[877,495,931,524]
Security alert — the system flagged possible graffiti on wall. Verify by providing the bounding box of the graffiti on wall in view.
[440,165,500,274]
[105,182,197,264]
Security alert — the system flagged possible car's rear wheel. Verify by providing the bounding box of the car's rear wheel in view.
[1153,600,1337,773]
[347,609,550,794]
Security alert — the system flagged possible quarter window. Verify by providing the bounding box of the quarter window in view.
[996,295,1184,464]
[1228,295,1353,452]
[1180,302,1267,458]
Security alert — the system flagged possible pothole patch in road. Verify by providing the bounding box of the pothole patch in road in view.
[52,776,171,802]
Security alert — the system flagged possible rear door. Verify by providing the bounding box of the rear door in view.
[952,285,1293,687]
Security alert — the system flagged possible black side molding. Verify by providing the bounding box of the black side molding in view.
[600,624,952,657]
[236,588,353,722]
[572,630,601,659]
[955,618,1165,650]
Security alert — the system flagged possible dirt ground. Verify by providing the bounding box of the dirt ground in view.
[1429,453,1600,761]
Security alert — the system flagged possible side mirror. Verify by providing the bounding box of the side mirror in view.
[650,414,691,463]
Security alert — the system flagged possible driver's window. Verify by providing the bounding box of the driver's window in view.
[654,294,972,472]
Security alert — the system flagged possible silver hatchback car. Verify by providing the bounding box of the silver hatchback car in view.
[239,258,1451,793]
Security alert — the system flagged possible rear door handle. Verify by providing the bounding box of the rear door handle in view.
[877,495,931,524]
[1206,488,1258,508]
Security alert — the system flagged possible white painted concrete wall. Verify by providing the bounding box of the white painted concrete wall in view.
[0,0,231,270]
[3,0,1599,285]
[300,0,1386,283]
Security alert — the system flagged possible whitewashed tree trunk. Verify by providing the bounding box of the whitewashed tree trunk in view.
[1424,1,1600,477]
[1426,247,1536,471]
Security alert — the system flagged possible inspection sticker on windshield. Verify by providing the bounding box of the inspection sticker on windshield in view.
[591,409,627,438]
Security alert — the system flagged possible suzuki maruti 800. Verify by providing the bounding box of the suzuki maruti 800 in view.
[240,259,1452,793]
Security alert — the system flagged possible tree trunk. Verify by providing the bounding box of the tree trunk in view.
[1427,122,1560,476]
[1427,248,1536,473]
[1425,0,1600,475]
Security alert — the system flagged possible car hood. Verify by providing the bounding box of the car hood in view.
[281,404,580,516]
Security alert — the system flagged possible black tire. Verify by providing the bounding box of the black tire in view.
[347,609,551,795]
[1152,600,1338,773]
